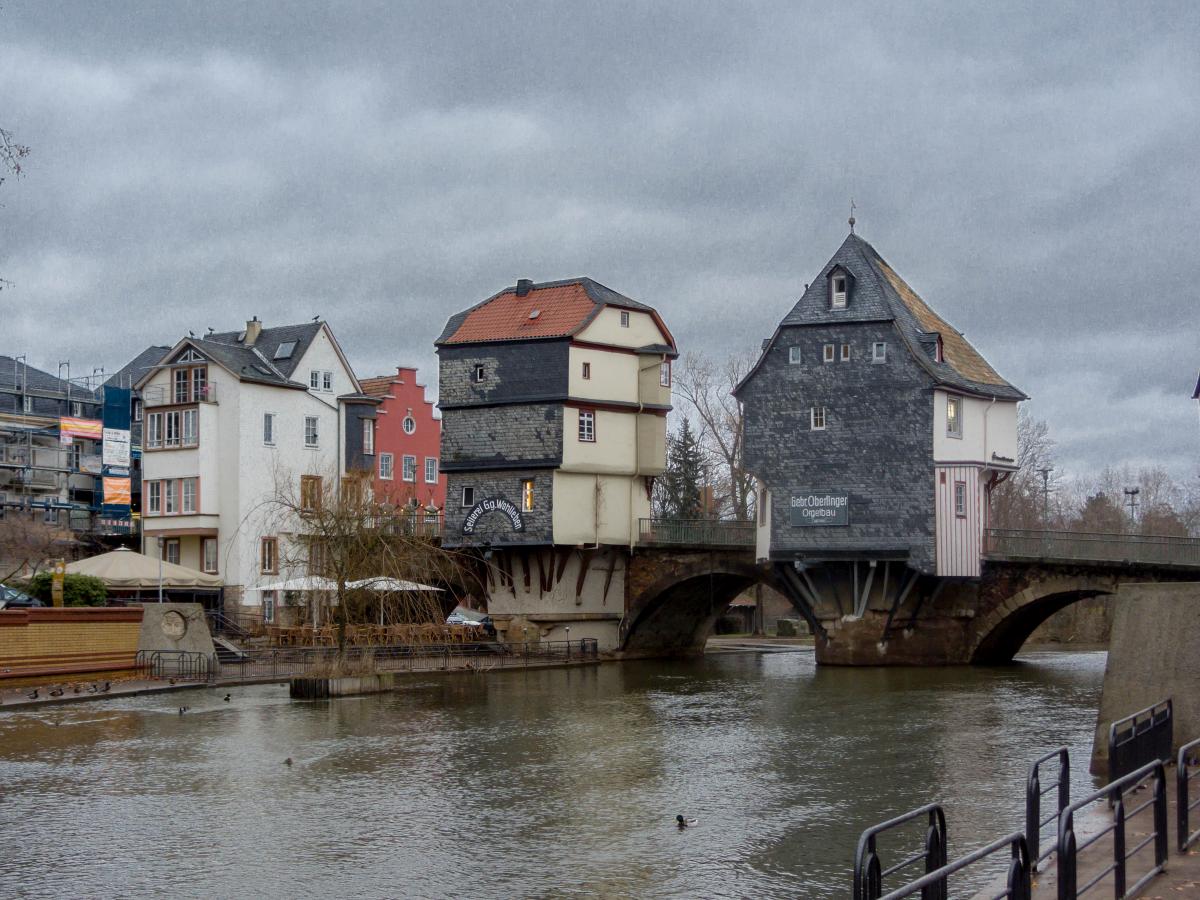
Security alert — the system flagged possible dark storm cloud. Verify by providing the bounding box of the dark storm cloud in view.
[2,1,1197,478]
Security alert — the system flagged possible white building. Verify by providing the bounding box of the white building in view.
[135,318,377,621]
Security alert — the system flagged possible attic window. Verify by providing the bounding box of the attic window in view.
[274,341,298,360]
[529,309,541,320]
[934,335,944,363]
[473,364,486,383]
[620,311,630,327]
[832,277,847,308]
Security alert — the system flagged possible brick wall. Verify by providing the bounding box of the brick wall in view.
[0,607,145,678]
[442,470,554,547]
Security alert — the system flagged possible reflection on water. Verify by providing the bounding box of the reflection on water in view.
[0,649,1104,898]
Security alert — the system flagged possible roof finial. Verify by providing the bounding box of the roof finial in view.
[848,198,857,234]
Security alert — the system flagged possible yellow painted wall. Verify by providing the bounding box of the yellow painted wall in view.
[0,609,144,678]
[576,306,666,349]
[552,472,646,545]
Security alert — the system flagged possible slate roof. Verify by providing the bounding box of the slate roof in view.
[436,277,674,351]
[1193,370,1200,401]
[759,233,1025,401]
[106,346,171,391]
[203,321,323,380]
[0,355,100,399]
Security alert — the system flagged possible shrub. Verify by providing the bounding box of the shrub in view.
[25,573,109,606]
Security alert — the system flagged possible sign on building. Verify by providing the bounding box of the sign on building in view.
[102,428,131,467]
[790,492,850,527]
[462,497,525,535]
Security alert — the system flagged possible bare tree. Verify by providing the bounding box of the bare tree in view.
[0,513,71,585]
[989,409,1061,529]
[672,350,757,521]
[0,126,29,187]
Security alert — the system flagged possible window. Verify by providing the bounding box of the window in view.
[789,346,802,364]
[840,343,850,362]
[934,336,944,363]
[425,457,438,484]
[954,482,967,518]
[322,371,333,392]
[147,481,162,515]
[262,591,276,623]
[263,413,276,446]
[182,409,198,446]
[43,507,59,525]
[461,486,475,507]
[659,361,671,387]
[363,419,375,455]
[164,479,177,514]
[578,409,595,442]
[305,416,319,448]
[310,370,320,389]
[521,478,535,511]
[823,344,835,363]
[174,368,190,403]
[472,364,485,383]
[620,310,630,327]
[308,537,328,576]
[582,362,591,380]
[133,398,143,422]
[946,396,962,438]
[811,406,826,431]
[402,416,416,435]
[202,538,218,574]
[300,475,322,512]
[402,454,417,482]
[70,442,82,472]
[164,410,181,447]
[192,366,207,401]
[759,489,767,526]
[22,395,32,413]
[162,538,180,565]
[71,401,83,417]
[832,275,848,309]
[147,412,163,448]
[182,478,197,514]
[261,537,278,574]
[341,477,364,508]
[379,452,394,480]
[274,341,298,360]
[872,342,887,363]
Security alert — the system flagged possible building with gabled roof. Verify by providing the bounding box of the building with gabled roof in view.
[359,366,446,511]
[735,231,1024,580]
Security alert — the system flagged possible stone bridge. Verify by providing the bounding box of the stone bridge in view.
[618,523,1200,666]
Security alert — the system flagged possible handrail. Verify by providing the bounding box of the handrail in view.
[637,517,755,548]
[853,803,947,900]
[1057,759,1168,899]
[1108,698,1172,784]
[1178,737,1200,852]
[877,833,1030,900]
[1026,747,1070,871]
[984,528,1200,568]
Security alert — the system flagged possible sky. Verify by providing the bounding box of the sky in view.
[2,1,1198,481]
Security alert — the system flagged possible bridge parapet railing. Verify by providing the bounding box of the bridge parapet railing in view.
[637,518,755,548]
[985,529,1200,568]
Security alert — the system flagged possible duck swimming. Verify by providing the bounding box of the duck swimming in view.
[676,815,698,828]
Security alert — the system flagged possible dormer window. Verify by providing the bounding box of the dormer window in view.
[935,336,944,363]
[827,265,853,310]
[832,277,847,308]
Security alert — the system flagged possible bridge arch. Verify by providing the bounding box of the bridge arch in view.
[967,573,1118,664]
[621,551,780,655]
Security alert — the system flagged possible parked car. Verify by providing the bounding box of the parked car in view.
[446,612,482,627]
[0,585,44,609]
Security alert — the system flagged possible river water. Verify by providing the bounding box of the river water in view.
[0,648,1104,898]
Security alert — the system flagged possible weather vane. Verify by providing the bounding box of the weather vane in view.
[849,198,857,234]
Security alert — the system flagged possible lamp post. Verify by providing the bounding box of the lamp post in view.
[1037,467,1053,528]
[156,536,164,603]
[1123,487,1140,530]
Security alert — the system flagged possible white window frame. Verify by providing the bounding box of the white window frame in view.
[22,395,33,413]
[191,366,207,401]
[133,398,143,422]
[262,591,275,623]
[578,409,595,442]
[379,452,394,480]
[810,406,826,431]
[310,370,320,390]
[163,538,180,565]
[304,416,319,448]
[263,412,276,446]
[174,369,190,403]
[182,408,198,446]
[43,506,59,525]
[425,457,437,484]
[954,481,967,518]
[461,486,475,508]
[71,401,83,417]
[182,478,197,514]
[402,454,417,482]
[872,342,887,363]
[402,416,416,435]
[823,344,835,363]
[164,410,181,447]
[832,275,848,309]
[619,310,630,327]
[147,481,162,515]
[840,343,850,362]
[789,346,802,365]
[363,419,375,455]
[946,396,962,439]
[147,413,163,449]
[260,537,278,574]
[659,361,671,387]
[322,371,333,392]
[202,537,218,574]
[472,364,485,383]
[164,478,177,514]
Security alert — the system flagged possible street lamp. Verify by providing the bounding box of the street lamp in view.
[155,536,164,603]
[1123,487,1140,528]
[1037,467,1053,527]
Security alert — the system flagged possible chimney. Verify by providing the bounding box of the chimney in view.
[245,316,262,347]
[515,279,533,297]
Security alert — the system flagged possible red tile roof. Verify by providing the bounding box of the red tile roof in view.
[358,376,397,398]
[441,283,600,344]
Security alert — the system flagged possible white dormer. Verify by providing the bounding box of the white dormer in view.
[827,264,854,310]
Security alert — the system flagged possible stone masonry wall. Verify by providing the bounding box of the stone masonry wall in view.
[740,321,937,572]
[440,404,563,471]
[442,470,554,547]
[438,341,569,407]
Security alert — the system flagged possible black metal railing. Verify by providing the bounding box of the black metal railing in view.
[1056,759,1168,899]
[1026,747,1070,871]
[984,529,1200,568]
[636,517,755,548]
[135,650,215,682]
[853,803,947,899]
[206,609,251,639]
[1108,698,1172,784]
[1177,737,1200,853]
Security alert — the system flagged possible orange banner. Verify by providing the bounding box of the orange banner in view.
[103,477,132,505]
[60,417,103,440]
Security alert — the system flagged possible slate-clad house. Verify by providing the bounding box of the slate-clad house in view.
[735,232,1025,578]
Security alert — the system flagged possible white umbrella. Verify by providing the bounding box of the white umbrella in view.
[254,576,339,592]
[346,577,443,592]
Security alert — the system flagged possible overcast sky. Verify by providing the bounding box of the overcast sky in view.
[2,1,1197,480]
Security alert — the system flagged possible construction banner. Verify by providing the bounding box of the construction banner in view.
[60,417,103,440]
[103,477,132,505]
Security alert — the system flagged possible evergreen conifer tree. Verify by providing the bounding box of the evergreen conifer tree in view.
[659,419,705,518]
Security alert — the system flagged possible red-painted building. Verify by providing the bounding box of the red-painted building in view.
[359,367,447,510]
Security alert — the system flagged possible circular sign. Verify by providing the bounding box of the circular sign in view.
[161,610,188,640]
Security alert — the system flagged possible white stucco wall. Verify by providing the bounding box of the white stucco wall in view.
[932,391,1019,465]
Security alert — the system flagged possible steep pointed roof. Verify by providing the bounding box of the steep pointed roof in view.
[106,346,171,391]
[748,233,1025,401]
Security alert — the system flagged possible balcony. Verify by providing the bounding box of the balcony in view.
[143,382,218,407]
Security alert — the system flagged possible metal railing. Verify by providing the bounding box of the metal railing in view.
[206,609,251,639]
[142,383,218,407]
[135,650,214,682]
[1027,747,1071,871]
[985,529,1200,568]
[1108,699,1172,784]
[637,517,755,548]
[853,803,947,899]
[1056,760,1168,899]
[1177,738,1200,852]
